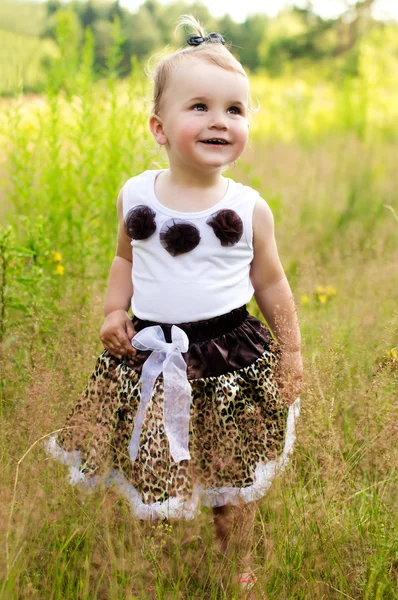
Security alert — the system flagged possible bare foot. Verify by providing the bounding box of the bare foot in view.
[236,570,266,599]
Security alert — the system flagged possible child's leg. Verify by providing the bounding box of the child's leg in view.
[213,502,265,598]
[212,501,257,569]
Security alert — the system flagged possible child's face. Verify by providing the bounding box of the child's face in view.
[151,59,249,173]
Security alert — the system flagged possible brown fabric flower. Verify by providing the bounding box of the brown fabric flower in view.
[160,219,201,256]
[125,205,157,240]
[206,209,243,246]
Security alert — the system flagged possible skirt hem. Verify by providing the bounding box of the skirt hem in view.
[43,398,300,520]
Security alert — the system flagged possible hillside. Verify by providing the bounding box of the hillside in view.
[0,0,46,36]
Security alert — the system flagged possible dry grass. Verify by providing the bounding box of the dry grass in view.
[1,135,397,598]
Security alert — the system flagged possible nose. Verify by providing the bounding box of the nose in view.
[209,110,228,130]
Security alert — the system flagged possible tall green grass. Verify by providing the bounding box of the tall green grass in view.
[0,30,57,96]
[0,14,397,599]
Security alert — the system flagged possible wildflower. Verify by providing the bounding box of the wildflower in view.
[51,250,63,262]
[380,347,397,370]
[301,295,309,305]
[313,284,337,305]
[55,264,64,275]
[325,286,337,296]
[385,348,397,360]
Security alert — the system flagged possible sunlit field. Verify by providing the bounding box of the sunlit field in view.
[0,16,397,600]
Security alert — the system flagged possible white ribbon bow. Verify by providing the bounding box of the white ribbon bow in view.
[128,325,192,464]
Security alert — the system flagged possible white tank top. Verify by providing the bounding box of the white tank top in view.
[122,169,258,324]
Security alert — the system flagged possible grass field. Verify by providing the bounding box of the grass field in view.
[0,41,397,599]
[0,30,57,96]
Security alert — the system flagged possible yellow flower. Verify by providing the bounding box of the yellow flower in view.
[385,348,397,360]
[315,285,325,294]
[318,294,327,304]
[55,264,64,275]
[51,251,63,263]
[325,286,337,296]
[301,295,310,305]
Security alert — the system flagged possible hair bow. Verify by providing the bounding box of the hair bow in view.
[187,32,225,46]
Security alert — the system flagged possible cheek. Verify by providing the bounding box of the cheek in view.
[175,118,201,150]
[235,122,249,149]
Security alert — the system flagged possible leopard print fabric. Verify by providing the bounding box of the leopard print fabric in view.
[57,348,287,506]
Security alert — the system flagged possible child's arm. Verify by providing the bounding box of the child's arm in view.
[99,189,136,360]
[250,198,302,404]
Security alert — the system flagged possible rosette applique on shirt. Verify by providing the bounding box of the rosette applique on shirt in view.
[159,219,201,257]
[206,209,243,246]
[125,205,157,240]
[125,206,244,254]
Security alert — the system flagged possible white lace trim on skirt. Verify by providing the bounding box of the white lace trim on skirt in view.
[44,397,300,520]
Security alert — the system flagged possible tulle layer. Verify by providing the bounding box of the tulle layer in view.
[43,306,300,520]
[44,398,300,520]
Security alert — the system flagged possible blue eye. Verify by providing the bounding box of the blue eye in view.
[192,103,207,111]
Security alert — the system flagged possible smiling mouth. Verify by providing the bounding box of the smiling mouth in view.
[201,139,230,145]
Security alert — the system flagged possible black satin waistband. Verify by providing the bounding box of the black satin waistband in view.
[133,305,248,343]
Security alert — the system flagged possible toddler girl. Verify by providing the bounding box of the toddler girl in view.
[46,15,302,598]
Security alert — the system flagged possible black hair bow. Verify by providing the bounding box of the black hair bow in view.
[187,33,225,46]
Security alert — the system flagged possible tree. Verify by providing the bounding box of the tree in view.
[335,0,376,54]
[109,0,123,22]
[217,14,244,50]
[47,0,61,16]
[230,14,269,71]
[80,0,96,29]
[123,6,162,62]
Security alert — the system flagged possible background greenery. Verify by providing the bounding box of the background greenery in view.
[1,0,398,95]
[0,1,397,598]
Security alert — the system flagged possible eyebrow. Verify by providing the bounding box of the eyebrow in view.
[187,97,246,107]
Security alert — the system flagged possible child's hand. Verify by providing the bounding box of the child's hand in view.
[278,350,303,406]
[100,310,137,360]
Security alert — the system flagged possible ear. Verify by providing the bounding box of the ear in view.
[149,114,168,145]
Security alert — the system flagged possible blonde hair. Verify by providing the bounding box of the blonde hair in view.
[148,15,247,116]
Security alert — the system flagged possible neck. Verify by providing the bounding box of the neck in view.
[167,162,225,189]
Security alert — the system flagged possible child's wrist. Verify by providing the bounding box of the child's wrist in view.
[104,308,129,318]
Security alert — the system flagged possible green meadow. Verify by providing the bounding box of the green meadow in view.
[1,9,397,600]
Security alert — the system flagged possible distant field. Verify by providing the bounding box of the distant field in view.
[0,1,46,36]
[0,29,57,95]
[0,0,52,94]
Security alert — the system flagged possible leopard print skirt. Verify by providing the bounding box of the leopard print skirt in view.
[45,306,300,520]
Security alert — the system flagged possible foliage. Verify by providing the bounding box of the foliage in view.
[0,25,153,400]
[0,29,57,95]
[1,0,398,95]
[0,221,58,399]
[0,12,397,600]
[0,0,47,36]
